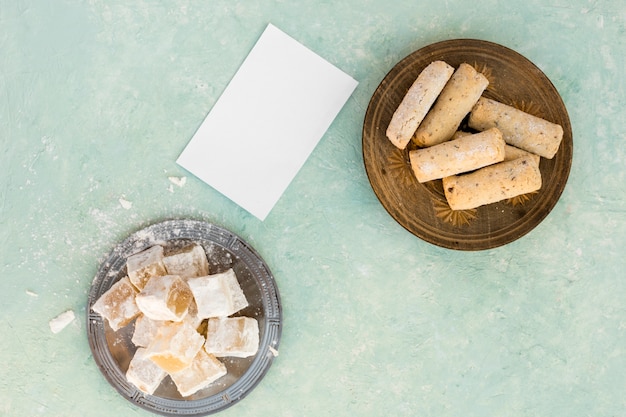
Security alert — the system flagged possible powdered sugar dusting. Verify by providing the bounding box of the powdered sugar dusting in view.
[169,176,187,187]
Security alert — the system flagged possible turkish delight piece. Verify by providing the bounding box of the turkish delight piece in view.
[170,349,227,397]
[131,314,163,348]
[126,245,168,290]
[187,269,248,319]
[185,298,204,330]
[126,347,167,395]
[144,321,205,374]
[91,276,140,331]
[205,317,259,358]
[163,244,209,279]
[132,302,204,349]
[135,275,194,322]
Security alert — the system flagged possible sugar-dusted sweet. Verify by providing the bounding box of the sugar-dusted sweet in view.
[163,244,209,279]
[170,348,227,397]
[132,303,203,349]
[187,269,248,319]
[205,317,259,358]
[131,314,162,348]
[126,245,168,290]
[135,275,194,322]
[126,347,167,395]
[144,321,205,374]
[91,276,140,331]
[185,298,204,330]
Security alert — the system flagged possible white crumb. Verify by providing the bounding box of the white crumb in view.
[119,197,133,210]
[168,176,187,187]
[26,290,38,297]
[49,310,75,334]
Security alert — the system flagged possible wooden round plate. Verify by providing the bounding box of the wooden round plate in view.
[362,39,573,250]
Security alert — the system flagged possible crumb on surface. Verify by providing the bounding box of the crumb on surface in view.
[49,310,75,334]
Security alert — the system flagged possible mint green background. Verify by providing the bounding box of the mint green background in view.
[1,1,625,416]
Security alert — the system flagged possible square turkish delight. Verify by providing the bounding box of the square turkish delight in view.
[126,347,167,395]
[170,349,227,397]
[126,245,168,290]
[204,317,259,358]
[163,244,209,279]
[187,269,248,319]
[91,276,140,331]
[135,275,193,322]
[144,321,205,374]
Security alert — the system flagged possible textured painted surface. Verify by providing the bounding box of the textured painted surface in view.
[1,0,625,416]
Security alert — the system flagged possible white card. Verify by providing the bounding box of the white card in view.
[177,23,358,220]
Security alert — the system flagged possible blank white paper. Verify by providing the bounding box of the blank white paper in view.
[177,23,358,220]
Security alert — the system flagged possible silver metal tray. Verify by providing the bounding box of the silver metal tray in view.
[87,219,282,416]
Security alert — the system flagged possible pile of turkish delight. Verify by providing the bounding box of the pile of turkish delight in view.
[91,244,259,397]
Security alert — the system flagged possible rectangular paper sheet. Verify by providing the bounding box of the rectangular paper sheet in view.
[177,23,359,220]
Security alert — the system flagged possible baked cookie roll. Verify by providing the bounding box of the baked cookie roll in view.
[452,130,541,165]
[468,97,563,159]
[409,127,505,183]
[386,61,455,149]
[413,63,489,147]
[503,144,540,165]
[442,155,542,210]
